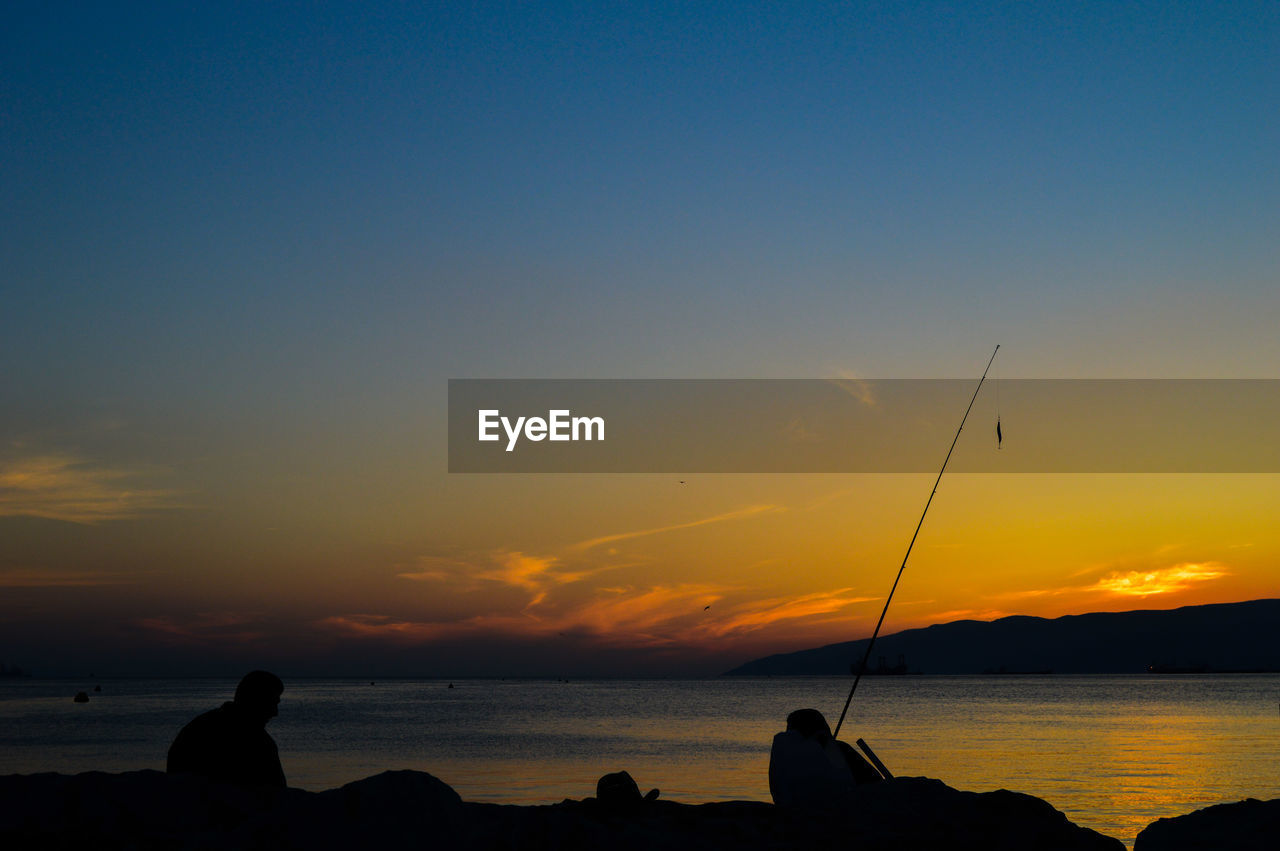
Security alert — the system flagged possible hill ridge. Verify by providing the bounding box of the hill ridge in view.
[724,598,1280,676]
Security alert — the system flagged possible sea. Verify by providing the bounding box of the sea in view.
[2,674,1277,848]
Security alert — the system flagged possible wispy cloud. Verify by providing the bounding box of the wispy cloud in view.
[396,550,626,612]
[322,582,729,647]
[781,417,822,444]
[473,551,560,594]
[570,504,781,552]
[317,614,449,642]
[133,612,266,644]
[320,583,883,650]
[926,608,1014,623]
[0,568,139,588]
[828,377,878,408]
[0,454,181,524]
[566,583,725,645]
[702,589,877,637]
[796,487,859,511]
[370,504,857,650]
[392,555,467,583]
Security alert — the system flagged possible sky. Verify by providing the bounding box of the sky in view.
[2,1,1278,677]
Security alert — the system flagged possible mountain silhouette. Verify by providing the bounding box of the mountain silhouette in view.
[724,599,1280,675]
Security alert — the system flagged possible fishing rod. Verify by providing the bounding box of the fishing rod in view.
[832,344,1000,740]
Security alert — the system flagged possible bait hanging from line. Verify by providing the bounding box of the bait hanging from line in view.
[995,359,1002,450]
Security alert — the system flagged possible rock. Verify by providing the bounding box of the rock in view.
[0,770,1122,850]
[595,770,660,807]
[309,769,466,847]
[1134,797,1280,850]
[440,776,1123,851]
[838,777,1123,851]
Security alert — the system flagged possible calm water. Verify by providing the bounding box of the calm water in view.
[2,675,1277,847]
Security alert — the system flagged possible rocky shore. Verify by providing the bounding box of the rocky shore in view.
[1134,796,1279,851]
[4,768,1272,850]
[1,768,1130,850]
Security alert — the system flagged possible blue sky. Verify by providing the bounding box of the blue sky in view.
[7,2,1277,390]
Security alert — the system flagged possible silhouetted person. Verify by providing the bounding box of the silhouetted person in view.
[768,708,880,807]
[167,670,287,788]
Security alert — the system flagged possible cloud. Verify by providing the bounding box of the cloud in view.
[133,612,266,644]
[396,550,627,613]
[781,417,822,444]
[796,487,859,511]
[320,581,729,648]
[1087,562,1227,597]
[828,377,878,408]
[474,551,561,594]
[0,568,138,588]
[566,584,725,645]
[319,582,885,652]
[703,589,878,637]
[397,502,784,624]
[926,608,1014,623]
[1000,560,1230,602]
[371,504,855,650]
[0,454,181,524]
[393,555,470,583]
[317,614,450,642]
[570,504,781,552]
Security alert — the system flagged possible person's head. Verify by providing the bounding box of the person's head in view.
[234,670,283,724]
[785,708,832,741]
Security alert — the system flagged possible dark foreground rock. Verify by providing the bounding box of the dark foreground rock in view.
[1135,797,1280,851]
[0,769,1122,850]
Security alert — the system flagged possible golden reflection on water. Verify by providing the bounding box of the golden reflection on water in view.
[847,678,1278,849]
[351,675,1279,849]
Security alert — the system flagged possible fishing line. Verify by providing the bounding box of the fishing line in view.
[832,344,1000,740]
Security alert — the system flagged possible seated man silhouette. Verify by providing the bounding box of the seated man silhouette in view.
[167,670,287,788]
[768,708,880,807]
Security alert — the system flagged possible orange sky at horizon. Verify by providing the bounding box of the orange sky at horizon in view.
[3,452,1277,675]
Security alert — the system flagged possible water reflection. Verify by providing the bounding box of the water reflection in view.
[2,674,1275,849]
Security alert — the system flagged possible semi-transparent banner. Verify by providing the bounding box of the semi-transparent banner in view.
[448,379,1280,473]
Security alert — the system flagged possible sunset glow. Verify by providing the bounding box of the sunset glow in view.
[3,2,1277,678]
